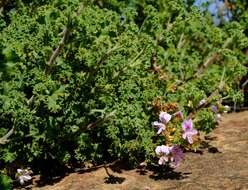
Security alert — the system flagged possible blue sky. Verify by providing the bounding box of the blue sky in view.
[193,0,232,25]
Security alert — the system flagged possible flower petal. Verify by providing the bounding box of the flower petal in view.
[187,136,193,144]
[175,111,183,119]
[152,122,166,134]
[158,156,168,165]
[20,178,24,185]
[182,133,187,139]
[23,175,32,181]
[158,157,164,165]
[161,145,170,154]
[182,119,193,131]
[211,105,218,113]
[188,129,198,135]
[155,146,162,155]
[17,169,23,173]
[159,112,171,124]
[215,113,222,121]
[152,121,165,128]
[157,127,165,134]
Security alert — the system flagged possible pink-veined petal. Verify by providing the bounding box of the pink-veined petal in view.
[182,119,193,131]
[162,156,169,162]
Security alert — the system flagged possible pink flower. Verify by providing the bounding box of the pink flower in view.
[182,119,197,144]
[152,112,171,134]
[16,169,32,185]
[173,111,183,119]
[170,145,184,168]
[155,145,171,165]
[211,105,218,113]
[224,105,230,113]
[215,113,222,121]
[159,112,171,123]
[152,121,165,134]
[155,145,184,167]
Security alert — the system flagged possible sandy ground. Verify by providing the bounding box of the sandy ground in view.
[17,111,248,190]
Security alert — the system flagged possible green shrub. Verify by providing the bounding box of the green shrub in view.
[0,172,12,190]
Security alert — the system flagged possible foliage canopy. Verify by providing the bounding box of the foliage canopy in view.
[0,0,247,185]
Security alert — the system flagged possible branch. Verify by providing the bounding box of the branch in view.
[195,53,219,77]
[0,126,14,145]
[46,3,85,73]
[86,45,123,84]
[169,38,232,89]
[173,53,220,88]
[242,78,248,88]
[189,67,226,118]
[47,27,70,67]
[96,45,123,70]
[112,46,146,79]
[80,110,116,132]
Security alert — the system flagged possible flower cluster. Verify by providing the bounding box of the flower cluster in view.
[152,111,198,167]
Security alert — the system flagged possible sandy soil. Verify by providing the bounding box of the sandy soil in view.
[17,111,248,190]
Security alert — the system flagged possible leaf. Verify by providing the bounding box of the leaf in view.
[47,86,68,113]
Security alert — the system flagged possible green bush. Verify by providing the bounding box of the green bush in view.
[0,0,247,181]
[0,172,12,190]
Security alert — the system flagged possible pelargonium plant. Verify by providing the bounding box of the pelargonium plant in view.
[152,111,198,168]
[151,96,232,168]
